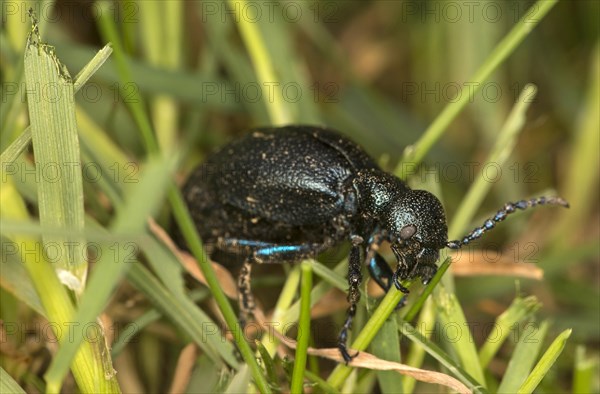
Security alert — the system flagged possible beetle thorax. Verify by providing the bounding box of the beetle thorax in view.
[353,170,448,248]
[353,169,410,223]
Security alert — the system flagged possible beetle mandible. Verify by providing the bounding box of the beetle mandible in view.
[180,125,568,362]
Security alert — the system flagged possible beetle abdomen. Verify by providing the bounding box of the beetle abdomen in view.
[182,126,380,249]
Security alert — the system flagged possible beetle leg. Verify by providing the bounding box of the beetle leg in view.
[392,269,411,294]
[237,258,255,325]
[223,238,325,324]
[338,241,362,363]
[220,238,322,263]
[364,234,385,288]
[367,252,393,291]
[390,244,412,281]
[367,252,408,309]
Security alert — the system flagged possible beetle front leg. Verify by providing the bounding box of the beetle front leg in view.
[367,252,393,291]
[367,252,408,309]
[392,264,411,294]
[338,236,363,363]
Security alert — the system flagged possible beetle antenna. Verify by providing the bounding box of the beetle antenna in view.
[446,196,569,250]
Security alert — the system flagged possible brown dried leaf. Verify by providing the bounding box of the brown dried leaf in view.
[148,218,238,298]
[178,251,238,299]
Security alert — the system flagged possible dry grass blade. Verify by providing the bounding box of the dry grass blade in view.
[169,344,198,394]
[253,309,470,394]
[148,218,238,299]
[451,251,544,280]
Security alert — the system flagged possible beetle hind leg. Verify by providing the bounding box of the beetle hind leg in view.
[223,238,324,325]
[237,258,256,325]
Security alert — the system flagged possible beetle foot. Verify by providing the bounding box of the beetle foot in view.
[392,271,410,294]
[338,341,359,364]
[337,323,359,363]
[338,304,360,363]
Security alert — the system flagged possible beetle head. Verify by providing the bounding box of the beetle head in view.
[384,189,448,275]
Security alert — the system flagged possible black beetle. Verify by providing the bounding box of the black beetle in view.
[180,125,568,362]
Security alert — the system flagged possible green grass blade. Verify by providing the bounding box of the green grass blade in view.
[327,284,405,389]
[548,44,600,257]
[498,320,549,393]
[252,4,319,123]
[280,259,348,324]
[227,0,293,124]
[260,265,301,356]
[139,1,182,152]
[434,284,486,385]
[572,345,599,394]
[75,106,131,205]
[72,44,114,91]
[371,315,402,394]
[19,238,120,393]
[478,296,541,368]
[44,154,176,390]
[1,366,26,394]
[126,262,237,367]
[518,328,572,393]
[306,259,348,291]
[24,19,86,289]
[290,261,313,393]
[402,298,435,394]
[398,319,488,394]
[198,4,268,122]
[0,235,45,316]
[96,0,158,155]
[58,43,239,110]
[111,288,209,357]
[22,15,120,393]
[0,128,31,168]
[327,258,449,389]
[3,196,120,393]
[1,44,113,166]
[402,258,451,322]
[224,365,251,394]
[255,341,279,389]
[140,236,239,366]
[448,84,538,239]
[303,369,341,394]
[259,258,351,359]
[396,0,558,175]
[170,187,272,394]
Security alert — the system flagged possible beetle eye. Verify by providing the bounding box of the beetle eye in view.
[399,224,417,240]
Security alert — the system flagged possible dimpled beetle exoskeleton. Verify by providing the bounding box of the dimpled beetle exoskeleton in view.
[180,125,568,362]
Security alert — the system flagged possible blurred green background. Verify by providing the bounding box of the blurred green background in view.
[1,0,598,393]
